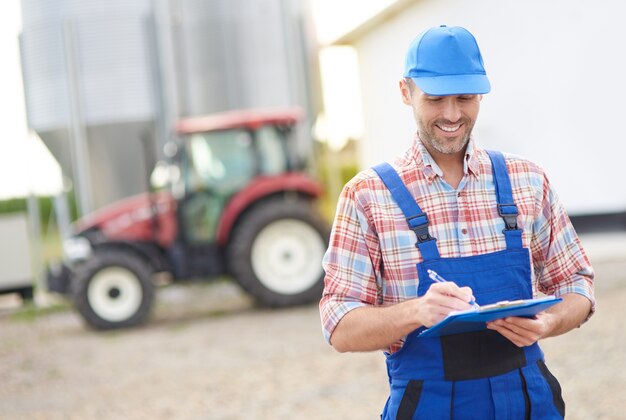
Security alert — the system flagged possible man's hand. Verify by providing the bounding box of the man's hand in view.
[486,293,592,347]
[486,312,554,347]
[329,281,475,352]
[418,282,475,327]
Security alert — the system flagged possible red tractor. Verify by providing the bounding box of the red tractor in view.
[47,107,330,329]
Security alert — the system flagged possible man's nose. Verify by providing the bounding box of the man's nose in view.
[441,98,462,122]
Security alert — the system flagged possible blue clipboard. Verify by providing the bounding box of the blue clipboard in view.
[418,296,562,338]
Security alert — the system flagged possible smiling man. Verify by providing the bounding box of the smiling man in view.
[320,25,594,419]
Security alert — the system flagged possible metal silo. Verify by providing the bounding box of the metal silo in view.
[19,0,320,214]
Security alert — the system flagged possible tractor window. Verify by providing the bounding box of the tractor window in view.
[185,129,255,195]
[181,129,255,243]
[256,126,289,175]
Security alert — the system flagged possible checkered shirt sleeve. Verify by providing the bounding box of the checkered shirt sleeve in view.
[319,173,383,344]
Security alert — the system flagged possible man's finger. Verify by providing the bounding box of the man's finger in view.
[487,323,526,347]
[429,282,474,302]
[487,318,542,347]
[422,291,472,312]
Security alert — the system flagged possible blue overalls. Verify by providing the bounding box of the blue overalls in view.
[373,151,565,420]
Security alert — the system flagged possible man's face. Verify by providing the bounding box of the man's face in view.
[400,79,481,157]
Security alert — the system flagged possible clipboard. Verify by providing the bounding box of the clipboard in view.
[418,296,562,338]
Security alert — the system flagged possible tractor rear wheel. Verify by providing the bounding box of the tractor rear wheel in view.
[228,198,328,306]
[72,248,155,329]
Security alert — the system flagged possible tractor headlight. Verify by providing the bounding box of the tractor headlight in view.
[63,236,92,262]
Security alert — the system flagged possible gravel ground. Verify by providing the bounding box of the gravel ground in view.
[1,235,625,419]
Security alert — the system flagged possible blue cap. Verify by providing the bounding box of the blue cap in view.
[403,25,490,96]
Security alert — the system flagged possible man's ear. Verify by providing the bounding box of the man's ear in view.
[399,79,412,105]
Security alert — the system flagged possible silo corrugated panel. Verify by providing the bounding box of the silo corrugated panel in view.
[20,0,154,130]
[173,0,310,116]
[21,0,149,27]
[74,15,154,124]
[20,20,70,130]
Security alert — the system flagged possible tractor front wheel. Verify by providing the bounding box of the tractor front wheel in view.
[228,198,329,306]
[72,248,155,329]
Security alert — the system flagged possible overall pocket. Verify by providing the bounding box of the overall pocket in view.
[440,329,526,381]
[387,380,454,420]
[396,380,424,420]
[521,361,565,419]
[537,360,566,417]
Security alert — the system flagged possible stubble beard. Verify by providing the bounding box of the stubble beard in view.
[418,119,474,155]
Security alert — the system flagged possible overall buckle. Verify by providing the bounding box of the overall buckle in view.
[407,213,433,243]
[498,203,519,231]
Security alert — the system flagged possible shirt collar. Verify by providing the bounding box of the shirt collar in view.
[410,133,481,180]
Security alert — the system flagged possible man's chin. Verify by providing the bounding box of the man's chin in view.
[432,137,469,155]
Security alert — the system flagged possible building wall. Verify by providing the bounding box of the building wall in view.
[350,0,625,215]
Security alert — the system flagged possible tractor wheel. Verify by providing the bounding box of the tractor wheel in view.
[72,248,155,329]
[228,198,329,307]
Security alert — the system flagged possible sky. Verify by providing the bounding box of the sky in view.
[0,0,394,200]
[0,1,62,200]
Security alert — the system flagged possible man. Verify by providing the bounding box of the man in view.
[319,25,594,419]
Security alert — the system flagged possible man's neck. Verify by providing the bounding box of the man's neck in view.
[422,143,466,189]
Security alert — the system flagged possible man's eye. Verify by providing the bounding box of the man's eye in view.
[459,95,476,100]
[427,96,442,102]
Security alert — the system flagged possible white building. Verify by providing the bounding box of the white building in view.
[332,0,625,217]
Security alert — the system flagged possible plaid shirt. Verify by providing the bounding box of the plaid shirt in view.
[320,134,595,353]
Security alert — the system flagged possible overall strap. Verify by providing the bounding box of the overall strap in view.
[485,150,523,249]
[372,163,440,259]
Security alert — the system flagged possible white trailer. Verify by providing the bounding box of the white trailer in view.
[0,213,34,299]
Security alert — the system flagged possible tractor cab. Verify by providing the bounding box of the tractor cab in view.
[171,108,305,245]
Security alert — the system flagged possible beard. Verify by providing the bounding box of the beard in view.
[417,118,474,155]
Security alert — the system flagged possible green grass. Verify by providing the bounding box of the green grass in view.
[10,301,71,323]
[41,227,63,267]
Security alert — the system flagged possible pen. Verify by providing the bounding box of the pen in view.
[426,269,479,308]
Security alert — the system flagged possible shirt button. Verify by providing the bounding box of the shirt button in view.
[461,228,468,235]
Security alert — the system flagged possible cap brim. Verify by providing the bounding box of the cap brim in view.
[411,74,491,96]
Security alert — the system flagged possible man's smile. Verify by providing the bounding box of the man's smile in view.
[435,122,463,134]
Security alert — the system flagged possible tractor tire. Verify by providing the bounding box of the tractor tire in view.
[72,248,155,329]
[228,197,329,307]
